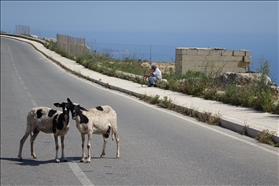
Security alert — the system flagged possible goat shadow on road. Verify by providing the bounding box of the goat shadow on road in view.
[0,156,80,166]
[0,156,116,166]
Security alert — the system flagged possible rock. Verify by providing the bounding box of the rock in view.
[270,85,279,94]
[220,72,273,86]
[219,72,278,94]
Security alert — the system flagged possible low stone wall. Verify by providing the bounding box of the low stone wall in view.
[175,47,251,76]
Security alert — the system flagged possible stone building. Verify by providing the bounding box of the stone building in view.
[175,48,251,76]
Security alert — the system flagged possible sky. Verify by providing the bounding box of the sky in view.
[1,1,278,84]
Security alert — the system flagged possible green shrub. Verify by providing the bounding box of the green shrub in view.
[159,96,173,109]
[240,86,255,108]
[186,79,205,97]
[204,88,218,100]
[139,94,149,102]
[181,70,206,79]
[271,102,279,114]
[150,95,160,104]
[221,85,241,105]
[168,80,180,92]
[254,89,274,112]
[221,85,257,107]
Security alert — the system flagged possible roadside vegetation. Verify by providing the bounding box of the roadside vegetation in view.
[139,94,221,126]
[43,41,279,115]
[256,129,279,147]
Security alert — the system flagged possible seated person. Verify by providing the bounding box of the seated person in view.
[144,64,162,87]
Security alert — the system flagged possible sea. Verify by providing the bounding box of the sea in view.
[39,30,279,85]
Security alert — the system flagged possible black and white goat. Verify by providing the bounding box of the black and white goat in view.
[18,100,71,163]
[68,98,120,163]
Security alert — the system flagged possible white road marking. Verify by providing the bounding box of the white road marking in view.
[26,91,31,97]
[67,158,95,186]
[30,100,37,107]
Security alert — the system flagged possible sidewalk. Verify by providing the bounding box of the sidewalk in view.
[3,35,279,143]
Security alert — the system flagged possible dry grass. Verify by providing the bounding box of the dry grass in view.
[140,94,221,126]
[256,129,279,147]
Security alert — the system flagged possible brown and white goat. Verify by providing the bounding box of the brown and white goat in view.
[18,100,71,163]
[68,98,120,163]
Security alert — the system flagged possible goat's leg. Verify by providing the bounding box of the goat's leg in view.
[114,130,120,159]
[86,133,92,163]
[18,128,33,160]
[30,128,40,159]
[80,133,86,162]
[60,135,67,162]
[100,126,111,158]
[100,134,108,158]
[18,133,29,160]
[54,135,60,163]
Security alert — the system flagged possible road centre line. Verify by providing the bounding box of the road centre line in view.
[6,42,94,186]
[67,158,94,186]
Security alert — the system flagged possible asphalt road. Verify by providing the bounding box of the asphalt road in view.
[1,37,278,185]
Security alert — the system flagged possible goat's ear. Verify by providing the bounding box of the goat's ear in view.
[67,98,72,104]
[54,103,61,108]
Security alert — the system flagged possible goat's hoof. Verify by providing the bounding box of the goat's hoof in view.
[86,157,91,163]
[18,157,23,161]
[80,159,85,162]
[55,159,60,163]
